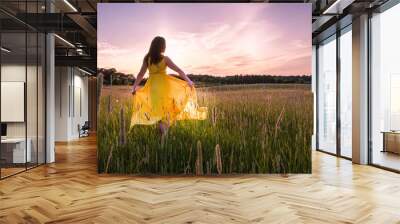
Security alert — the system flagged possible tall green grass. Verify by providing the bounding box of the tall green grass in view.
[97,84,312,174]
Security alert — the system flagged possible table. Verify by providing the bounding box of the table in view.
[381,131,400,154]
[1,138,31,164]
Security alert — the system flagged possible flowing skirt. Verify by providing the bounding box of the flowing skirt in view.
[130,73,207,127]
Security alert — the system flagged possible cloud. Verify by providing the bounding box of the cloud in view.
[98,8,310,76]
[97,41,139,73]
[157,19,290,76]
[98,42,133,55]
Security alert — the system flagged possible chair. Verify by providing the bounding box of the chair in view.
[79,121,90,138]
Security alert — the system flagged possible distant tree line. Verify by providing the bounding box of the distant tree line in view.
[98,68,311,86]
[98,68,136,85]
[186,74,311,85]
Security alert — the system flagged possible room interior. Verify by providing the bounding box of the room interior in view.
[1,30,46,177]
[0,0,94,178]
[0,0,399,222]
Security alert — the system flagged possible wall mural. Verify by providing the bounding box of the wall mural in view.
[97,3,313,175]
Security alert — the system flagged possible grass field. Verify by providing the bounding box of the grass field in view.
[97,84,313,174]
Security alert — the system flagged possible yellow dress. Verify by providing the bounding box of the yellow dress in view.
[130,57,207,127]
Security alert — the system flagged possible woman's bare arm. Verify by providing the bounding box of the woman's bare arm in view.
[131,60,147,94]
[164,56,193,87]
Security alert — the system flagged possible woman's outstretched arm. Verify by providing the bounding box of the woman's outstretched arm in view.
[131,60,147,94]
[164,56,194,87]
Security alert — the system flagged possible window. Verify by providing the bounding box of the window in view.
[370,3,400,171]
[339,26,352,158]
[317,35,337,154]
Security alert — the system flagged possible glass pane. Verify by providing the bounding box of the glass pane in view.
[0,1,46,178]
[27,31,38,169]
[1,31,27,177]
[26,0,38,169]
[371,4,400,171]
[38,33,45,165]
[317,35,337,154]
[340,28,352,158]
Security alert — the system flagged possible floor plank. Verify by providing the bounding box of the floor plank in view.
[1,136,400,223]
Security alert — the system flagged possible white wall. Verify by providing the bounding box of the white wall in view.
[55,66,70,141]
[72,73,89,138]
[55,67,89,141]
[1,63,46,164]
[1,65,36,138]
[1,65,26,138]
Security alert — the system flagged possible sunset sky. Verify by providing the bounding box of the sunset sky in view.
[98,3,311,77]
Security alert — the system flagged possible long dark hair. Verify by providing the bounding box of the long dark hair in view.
[144,36,166,65]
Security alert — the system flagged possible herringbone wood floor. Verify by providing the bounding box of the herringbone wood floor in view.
[1,136,400,224]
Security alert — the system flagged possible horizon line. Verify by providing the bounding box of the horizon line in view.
[98,68,311,77]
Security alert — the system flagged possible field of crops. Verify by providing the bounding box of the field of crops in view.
[97,84,313,174]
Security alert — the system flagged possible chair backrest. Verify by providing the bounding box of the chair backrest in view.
[82,121,90,129]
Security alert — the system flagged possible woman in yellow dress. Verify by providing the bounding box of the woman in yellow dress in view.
[130,36,207,136]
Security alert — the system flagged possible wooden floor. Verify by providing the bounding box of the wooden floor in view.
[1,136,400,223]
[1,167,26,178]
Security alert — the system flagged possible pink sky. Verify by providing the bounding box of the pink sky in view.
[98,3,311,77]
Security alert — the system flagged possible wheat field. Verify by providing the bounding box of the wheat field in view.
[97,84,313,174]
